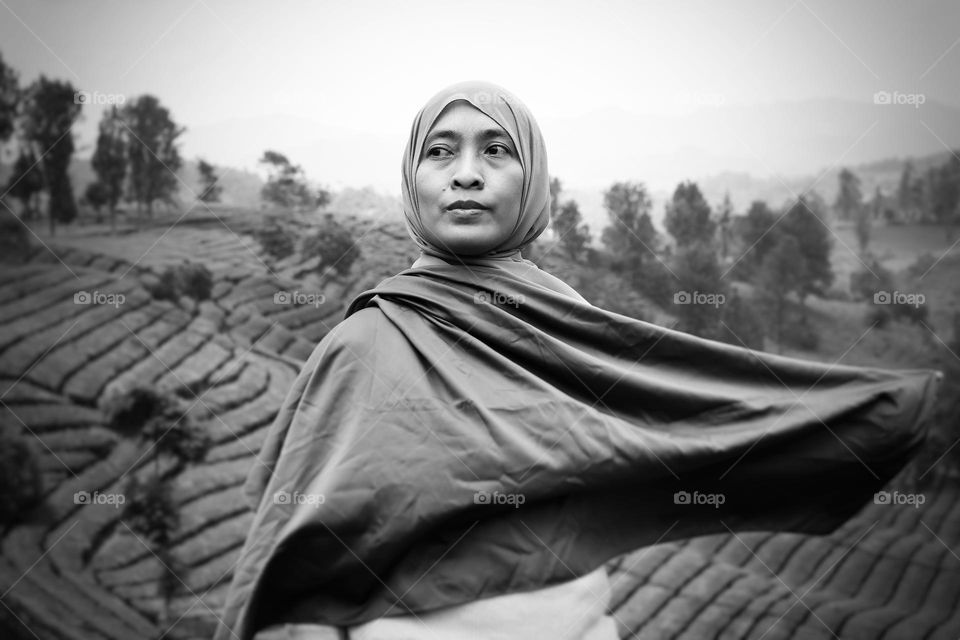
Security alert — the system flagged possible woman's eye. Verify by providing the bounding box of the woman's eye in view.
[487,144,511,156]
[426,146,451,158]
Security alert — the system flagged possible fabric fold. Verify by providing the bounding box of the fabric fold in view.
[214,263,942,640]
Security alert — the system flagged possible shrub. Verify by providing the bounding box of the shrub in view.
[849,259,894,302]
[122,474,179,546]
[0,206,29,263]
[147,261,213,302]
[0,429,43,526]
[101,385,173,436]
[302,213,361,276]
[255,219,296,260]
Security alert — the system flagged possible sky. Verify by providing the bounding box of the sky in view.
[1,0,959,195]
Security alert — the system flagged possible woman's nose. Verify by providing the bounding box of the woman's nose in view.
[451,153,484,189]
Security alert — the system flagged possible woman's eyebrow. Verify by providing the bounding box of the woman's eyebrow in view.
[425,128,511,142]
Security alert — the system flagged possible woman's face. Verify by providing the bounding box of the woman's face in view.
[415,100,524,256]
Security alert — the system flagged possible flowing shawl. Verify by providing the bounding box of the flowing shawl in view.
[214,261,941,640]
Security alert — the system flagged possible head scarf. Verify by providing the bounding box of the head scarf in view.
[400,80,550,263]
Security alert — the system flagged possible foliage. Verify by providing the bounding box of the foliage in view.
[4,149,43,218]
[255,218,296,260]
[849,259,894,301]
[779,195,834,298]
[732,200,779,279]
[753,234,807,350]
[20,75,82,233]
[121,95,185,216]
[197,158,222,203]
[122,474,179,546]
[302,213,361,275]
[664,181,715,248]
[601,181,660,283]
[671,240,726,339]
[91,105,127,217]
[0,50,19,143]
[259,150,318,209]
[0,428,43,526]
[101,385,174,436]
[834,168,863,222]
[548,177,592,260]
[716,289,765,350]
[147,261,213,302]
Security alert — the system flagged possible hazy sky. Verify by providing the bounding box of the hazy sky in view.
[2,0,959,193]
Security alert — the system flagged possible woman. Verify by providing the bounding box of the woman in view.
[215,81,942,640]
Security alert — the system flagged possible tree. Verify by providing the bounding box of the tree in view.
[754,234,807,352]
[672,241,726,339]
[834,168,863,222]
[259,150,316,209]
[548,176,591,260]
[716,191,734,259]
[197,158,222,203]
[0,50,19,143]
[854,187,874,255]
[20,76,82,234]
[83,181,110,221]
[780,194,834,299]
[733,200,779,278]
[601,181,658,275]
[4,148,43,220]
[664,181,715,249]
[121,95,185,217]
[91,105,127,230]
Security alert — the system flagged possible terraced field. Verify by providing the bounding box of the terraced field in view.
[0,215,958,640]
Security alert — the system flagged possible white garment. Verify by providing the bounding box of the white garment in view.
[253,567,618,640]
